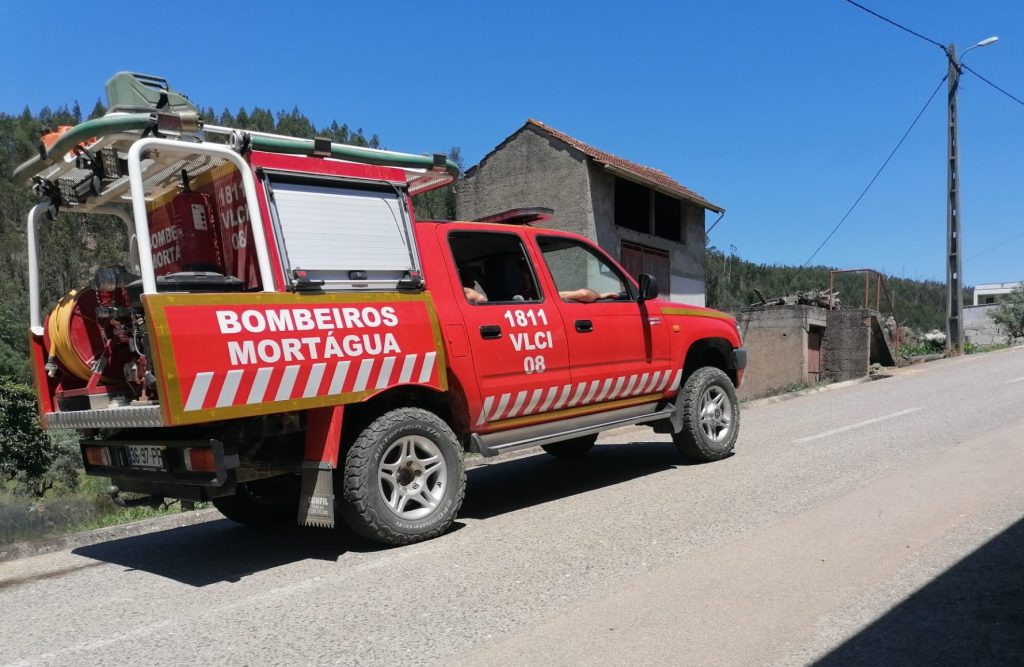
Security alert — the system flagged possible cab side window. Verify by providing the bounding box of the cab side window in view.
[537,236,631,303]
[449,231,541,305]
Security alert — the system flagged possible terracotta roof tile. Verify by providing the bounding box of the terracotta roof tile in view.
[525,119,723,213]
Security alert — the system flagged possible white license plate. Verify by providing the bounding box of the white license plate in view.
[125,445,166,469]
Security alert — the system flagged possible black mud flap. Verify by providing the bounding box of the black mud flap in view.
[297,462,335,528]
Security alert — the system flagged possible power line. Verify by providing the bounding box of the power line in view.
[924,229,1024,281]
[797,75,947,269]
[967,230,1024,263]
[961,62,1024,109]
[841,1,1024,111]
[841,0,947,51]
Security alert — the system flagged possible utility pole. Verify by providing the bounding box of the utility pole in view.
[943,35,998,354]
[946,43,964,354]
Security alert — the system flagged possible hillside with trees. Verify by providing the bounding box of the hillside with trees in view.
[705,244,964,332]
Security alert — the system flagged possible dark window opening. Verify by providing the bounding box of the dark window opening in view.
[614,177,650,234]
[448,231,541,304]
[653,193,683,243]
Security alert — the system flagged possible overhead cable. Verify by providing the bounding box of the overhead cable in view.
[841,0,947,51]
[960,63,1024,109]
[797,75,947,269]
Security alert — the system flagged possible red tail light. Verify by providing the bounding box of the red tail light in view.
[184,447,215,472]
[83,446,111,467]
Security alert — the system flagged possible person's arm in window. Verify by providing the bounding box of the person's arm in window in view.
[559,288,620,303]
[463,286,488,304]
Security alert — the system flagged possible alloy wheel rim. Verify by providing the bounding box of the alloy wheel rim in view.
[378,435,447,520]
[698,385,733,442]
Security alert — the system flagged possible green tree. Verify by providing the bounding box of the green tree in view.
[0,378,78,497]
[411,147,463,221]
[990,285,1024,342]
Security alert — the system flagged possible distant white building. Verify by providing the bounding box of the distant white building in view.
[974,281,1022,305]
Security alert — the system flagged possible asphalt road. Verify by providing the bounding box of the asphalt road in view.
[2,349,1023,666]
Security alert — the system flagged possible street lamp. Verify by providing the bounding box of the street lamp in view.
[944,35,998,354]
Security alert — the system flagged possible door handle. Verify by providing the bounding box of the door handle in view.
[574,319,593,333]
[480,325,502,339]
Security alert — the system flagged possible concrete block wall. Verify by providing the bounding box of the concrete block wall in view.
[964,304,1006,345]
[823,309,872,382]
[727,305,827,399]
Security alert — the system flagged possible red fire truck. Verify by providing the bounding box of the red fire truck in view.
[16,73,746,545]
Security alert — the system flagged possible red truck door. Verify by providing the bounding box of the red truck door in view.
[442,228,572,430]
[533,235,675,410]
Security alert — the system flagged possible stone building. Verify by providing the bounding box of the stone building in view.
[726,306,896,400]
[456,119,723,305]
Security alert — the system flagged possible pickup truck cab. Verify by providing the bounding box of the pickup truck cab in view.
[19,73,745,545]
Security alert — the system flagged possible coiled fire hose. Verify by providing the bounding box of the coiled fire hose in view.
[45,290,95,381]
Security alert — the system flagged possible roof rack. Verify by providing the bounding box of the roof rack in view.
[14,101,458,213]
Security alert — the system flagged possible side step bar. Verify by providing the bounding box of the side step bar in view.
[471,402,674,458]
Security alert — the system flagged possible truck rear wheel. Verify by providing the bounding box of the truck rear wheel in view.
[672,366,739,462]
[338,407,465,546]
[542,434,597,458]
[212,475,301,525]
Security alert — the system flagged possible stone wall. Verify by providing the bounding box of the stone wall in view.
[964,304,1006,345]
[727,305,827,399]
[456,126,595,239]
[456,125,708,306]
[823,309,872,382]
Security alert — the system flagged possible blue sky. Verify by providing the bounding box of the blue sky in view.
[3,1,1022,285]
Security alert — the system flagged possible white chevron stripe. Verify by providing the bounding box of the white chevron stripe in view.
[641,371,661,394]
[657,369,673,391]
[670,369,683,391]
[353,358,375,392]
[506,391,528,418]
[552,384,573,410]
[524,388,544,415]
[275,365,300,401]
[539,386,559,413]
[215,369,243,408]
[303,363,326,398]
[582,380,600,404]
[247,367,273,404]
[418,351,437,383]
[623,374,639,397]
[328,360,351,394]
[476,395,494,426]
[635,373,651,396]
[492,393,511,421]
[608,376,626,400]
[375,356,397,389]
[398,354,417,383]
[184,372,213,411]
[595,378,614,403]
[568,382,587,407]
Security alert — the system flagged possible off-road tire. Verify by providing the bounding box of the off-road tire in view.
[338,407,465,546]
[542,434,598,458]
[212,475,301,525]
[672,366,740,462]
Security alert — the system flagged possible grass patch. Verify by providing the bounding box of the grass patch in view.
[963,341,1010,355]
[0,472,202,546]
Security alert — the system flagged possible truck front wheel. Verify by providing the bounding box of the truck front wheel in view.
[212,475,301,525]
[338,407,465,546]
[672,366,740,462]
